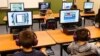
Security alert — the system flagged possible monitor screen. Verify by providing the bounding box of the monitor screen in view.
[39,2,50,10]
[84,2,94,9]
[60,10,79,23]
[7,11,32,27]
[62,2,73,9]
[10,3,24,11]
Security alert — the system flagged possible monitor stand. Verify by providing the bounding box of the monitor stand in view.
[62,25,77,35]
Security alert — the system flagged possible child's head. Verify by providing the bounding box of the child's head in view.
[74,28,90,41]
[71,4,77,10]
[18,30,38,48]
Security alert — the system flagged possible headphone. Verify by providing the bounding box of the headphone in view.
[15,32,38,46]
[73,28,91,41]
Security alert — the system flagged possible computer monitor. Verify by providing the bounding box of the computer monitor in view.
[7,11,32,27]
[60,10,79,24]
[39,2,50,10]
[84,2,94,9]
[62,2,73,9]
[10,3,24,11]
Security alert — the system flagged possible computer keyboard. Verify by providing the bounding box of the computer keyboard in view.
[84,11,94,14]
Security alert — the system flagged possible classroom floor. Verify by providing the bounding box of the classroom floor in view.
[0,19,94,56]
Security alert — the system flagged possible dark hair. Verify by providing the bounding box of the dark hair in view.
[71,4,77,10]
[18,30,38,48]
[74,28,90,41]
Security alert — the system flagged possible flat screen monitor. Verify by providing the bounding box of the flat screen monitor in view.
[7,11,32,27]
[84,2,94,9]
[10,3,24,11]
[39,2,50,10]
[62,2,73,9]
[60,10,79,24]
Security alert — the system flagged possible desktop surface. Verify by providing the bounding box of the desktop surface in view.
[46,29,73,44]
[46,26,100,44]
[0,31,56,52]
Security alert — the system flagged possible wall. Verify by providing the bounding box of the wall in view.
[75,0,85,10]
[91,0,100,14]
[44,0,62,13]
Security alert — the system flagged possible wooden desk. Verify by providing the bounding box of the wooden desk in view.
[85,26,100,39]
[80,12,95,17]
[46,30,73,44]
[0,31,56,52]
[0,34,19,52]
[46,26,100,44]
[46,29,73,56]
[35,31,56,47]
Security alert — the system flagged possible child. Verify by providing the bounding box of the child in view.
[45,8,54,23]
[41,8,54,30]
[14,30,45,56]
[67,28,100,56]
[71,4,77,10]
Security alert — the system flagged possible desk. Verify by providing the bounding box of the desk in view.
[80,12,95,17]
[80,12,96,26]
[46,26,100,44]
[46,29,73,56]
[0,34,19,52]
[35,31,56,47]
[0,31,56,52]
[85,26,100,39]
[46,30,73,44]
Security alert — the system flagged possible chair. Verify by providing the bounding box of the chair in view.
[41,19,57,30]
[46,19,57,30]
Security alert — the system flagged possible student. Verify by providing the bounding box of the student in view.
[67,28,100,56]
[45,8,54,23]
[46,8,53,16]
[94,9,100,27]
[41,8,54,30]
[14,30,45,56]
